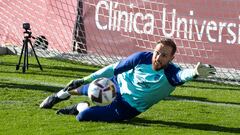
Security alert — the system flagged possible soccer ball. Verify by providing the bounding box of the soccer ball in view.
[88,78,117,106]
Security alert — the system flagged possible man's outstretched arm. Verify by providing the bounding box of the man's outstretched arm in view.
[63,63,118,92]
[178,62,216,83]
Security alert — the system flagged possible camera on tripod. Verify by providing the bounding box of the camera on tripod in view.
[23,23,30,30]
[16,22,43,73]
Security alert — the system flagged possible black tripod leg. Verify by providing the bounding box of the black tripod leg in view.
[29,41,43,71]
[26,42,29,70]
[16,40,25,70]
[23,39,28,73]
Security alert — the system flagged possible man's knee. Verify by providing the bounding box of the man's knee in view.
[76,110,89,121]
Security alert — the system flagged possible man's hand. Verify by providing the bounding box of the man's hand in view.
[194,62,216,78]
[63,79,85,91]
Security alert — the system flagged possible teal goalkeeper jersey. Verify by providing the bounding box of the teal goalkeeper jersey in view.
[88,51,196,112]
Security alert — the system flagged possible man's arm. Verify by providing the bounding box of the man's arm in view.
[177,68,197,82]
[84,63,118,83]
[63,63,118,91]
[177,62,216,82]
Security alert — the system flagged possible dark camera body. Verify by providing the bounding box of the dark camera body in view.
[23,23,30,30]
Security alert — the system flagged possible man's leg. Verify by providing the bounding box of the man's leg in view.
[56,101,90,115]
[55,84,90,114]
[76,97,141,122]
[74,77,141,122]
[57,96,140,122]
[39,88,77,109]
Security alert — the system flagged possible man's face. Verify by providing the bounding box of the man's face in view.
[152,43,175,71]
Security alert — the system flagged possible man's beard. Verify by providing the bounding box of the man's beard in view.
[153,62,169,71]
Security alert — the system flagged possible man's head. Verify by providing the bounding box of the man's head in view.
[152,38,176,71]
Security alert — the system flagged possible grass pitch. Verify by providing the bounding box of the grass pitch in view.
[0,55,239,135]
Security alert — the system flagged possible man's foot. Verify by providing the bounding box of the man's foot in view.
[39,93,70,109]
[56,104,78,115]
[56,101,90,115]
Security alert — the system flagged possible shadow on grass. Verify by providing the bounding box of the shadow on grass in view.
[0,71,83,79]
[166,95,240,106]
[0,81,62,93]
[127,117,240,134]
[0,61,98,73]
[181,83,240,91]
[43,64,98,73]
[0,61,97,79]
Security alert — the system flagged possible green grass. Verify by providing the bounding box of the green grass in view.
[0,55,240,135]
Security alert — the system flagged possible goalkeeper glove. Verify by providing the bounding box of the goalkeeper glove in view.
[194,62,216,78]
[63,79,85,92]
[63,76,93,92]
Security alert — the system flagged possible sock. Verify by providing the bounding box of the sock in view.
[56,89,71,99]
[76,102,89,113]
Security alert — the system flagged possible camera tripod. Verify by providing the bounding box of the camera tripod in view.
[16,24,43,73]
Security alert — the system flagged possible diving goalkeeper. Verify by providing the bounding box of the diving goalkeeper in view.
[40,38,216,122]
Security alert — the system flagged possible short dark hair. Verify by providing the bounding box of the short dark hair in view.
[156,38,177,55]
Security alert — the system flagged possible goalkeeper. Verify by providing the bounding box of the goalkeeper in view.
[40,38,216,122]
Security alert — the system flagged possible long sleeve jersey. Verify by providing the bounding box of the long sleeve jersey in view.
[85,51,196,112]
